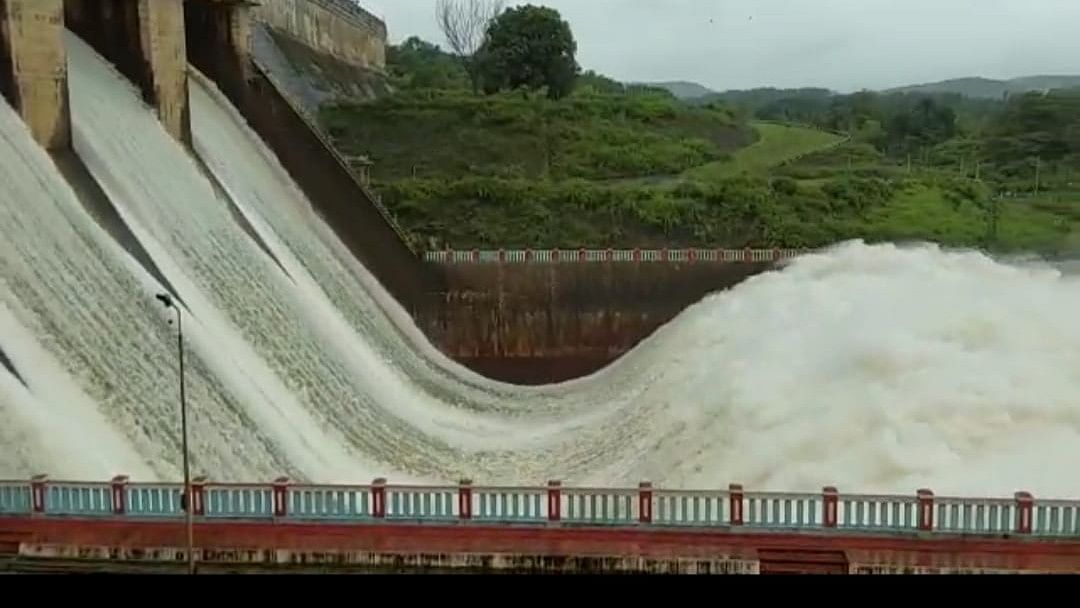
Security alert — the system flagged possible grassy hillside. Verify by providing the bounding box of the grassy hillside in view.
[685,122,847,180]
[322,91,752,182]
[311,36,1080,255]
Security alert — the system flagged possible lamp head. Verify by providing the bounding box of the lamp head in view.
[155,293,174,308]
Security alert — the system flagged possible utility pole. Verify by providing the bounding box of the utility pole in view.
[1034,157,1041,196]
[155,293,195,575]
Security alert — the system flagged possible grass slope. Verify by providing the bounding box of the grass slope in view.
[684,122,847,181]
[321,92,752,182]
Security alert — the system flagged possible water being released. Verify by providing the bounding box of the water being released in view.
[1,32,1078,499]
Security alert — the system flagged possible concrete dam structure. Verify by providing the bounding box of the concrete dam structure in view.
[2,0,778,387]
[4,0,1080,575]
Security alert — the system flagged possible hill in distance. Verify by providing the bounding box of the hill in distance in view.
[886,75,1080,99]
[638,81,717,100]
[642,75,1080,102]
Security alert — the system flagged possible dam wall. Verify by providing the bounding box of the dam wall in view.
[252,0,386,71]
[0,0,69,150]
[419,251,786,384]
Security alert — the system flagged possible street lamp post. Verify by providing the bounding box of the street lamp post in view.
[156,293,195,575]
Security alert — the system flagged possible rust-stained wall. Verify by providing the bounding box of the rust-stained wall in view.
[420,262,775,384]
[64,0,190,144]
[0,0,70,150]
[184,0,434,314]
[253,0,385,71]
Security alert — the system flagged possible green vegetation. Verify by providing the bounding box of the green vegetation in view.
[684,122,846,180]
[475,5,579,100]
[318,8,1080,254]
[322,90,748,182]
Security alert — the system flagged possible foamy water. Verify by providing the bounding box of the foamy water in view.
[0,32,1077,499]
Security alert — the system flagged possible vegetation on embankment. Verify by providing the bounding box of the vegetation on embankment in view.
[315,20,1080,255]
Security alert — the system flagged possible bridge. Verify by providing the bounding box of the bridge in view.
[3,476,1080,573]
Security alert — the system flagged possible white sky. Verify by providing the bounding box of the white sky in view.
[359,0,1080,92]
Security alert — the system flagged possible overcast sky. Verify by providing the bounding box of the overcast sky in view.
[360,0,1080,92]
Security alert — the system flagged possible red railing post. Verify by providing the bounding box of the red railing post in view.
[578,248,586,262]
[605,248,614,262]
[191,476,207,516]
[772,247,781,261]
[471,249,479,263]
[729,484,744,526]
[30,474,47,515]
[371,478,387,518]
[273,477,289,518]
[638,482,653,524]
[458,479,473,520]
[525,249,533,263]
[688,248,697,263]
[111,475,129,515]
[551,248,560,263]
[743,247,752,263]
[498,249,506,263]
[632,248,641,262]
[661,248,669,262]
[823,486,839,528]
[1015,492,1034,534]
[547,480,562,522]
[917,489,935,531]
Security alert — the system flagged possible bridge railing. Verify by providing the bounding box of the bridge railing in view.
[423,248,810,265]
[2,476,1076,539]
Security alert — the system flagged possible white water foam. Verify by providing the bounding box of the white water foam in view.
[0,31,1078,499]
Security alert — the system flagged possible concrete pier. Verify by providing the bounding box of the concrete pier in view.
[136,0,189,143]
[64,0,189,144]
[0,0,70,150]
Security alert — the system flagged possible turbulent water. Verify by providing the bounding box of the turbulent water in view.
[1,32,1078,499]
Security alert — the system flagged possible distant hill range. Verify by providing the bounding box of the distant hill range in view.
[640,76,1080,102]
[884,76,1080,99]
[636,81,717,100]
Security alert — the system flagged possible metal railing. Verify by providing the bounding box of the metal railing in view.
[2,477,1075,540]
[424,248,811,264]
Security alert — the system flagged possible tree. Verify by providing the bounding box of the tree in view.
[435,0,505,92]
[475,5,580,100]
[387,37,469,90]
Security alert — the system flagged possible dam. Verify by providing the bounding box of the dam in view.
[1,0,1079,574]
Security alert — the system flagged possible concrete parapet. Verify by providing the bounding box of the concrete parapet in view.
[253,0,386,71]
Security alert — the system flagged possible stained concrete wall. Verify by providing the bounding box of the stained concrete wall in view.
[64,0,189,144]
[0,0,70,150]
[419,262,776,384]
[135,0,188,143]
[253,0,385,71]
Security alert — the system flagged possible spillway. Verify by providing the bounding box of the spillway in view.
[1,31,1079,499]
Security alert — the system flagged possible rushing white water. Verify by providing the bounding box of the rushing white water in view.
[0,31,1078,499]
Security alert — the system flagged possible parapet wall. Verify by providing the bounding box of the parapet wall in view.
[253,0,386,71]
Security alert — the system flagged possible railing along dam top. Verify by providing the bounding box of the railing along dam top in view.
[424,248,809,264]
[2,476,1077,539]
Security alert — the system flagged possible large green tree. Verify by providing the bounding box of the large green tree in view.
[475,5,580,100]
